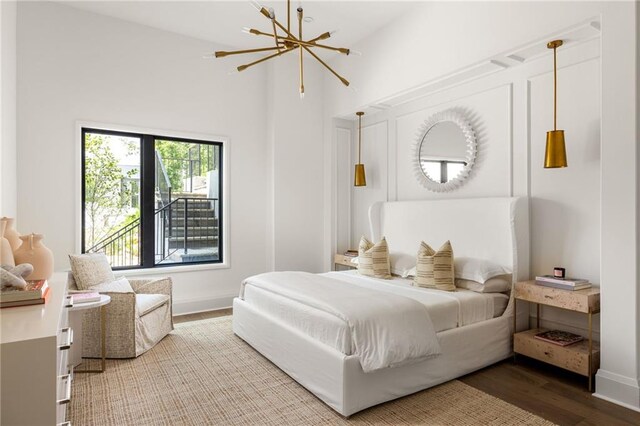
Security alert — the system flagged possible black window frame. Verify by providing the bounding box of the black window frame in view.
[81,127,224,270]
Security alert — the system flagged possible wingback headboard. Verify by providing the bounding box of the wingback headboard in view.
[369,197,529,281]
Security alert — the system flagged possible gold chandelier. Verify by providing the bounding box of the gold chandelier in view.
[214,0,353,98]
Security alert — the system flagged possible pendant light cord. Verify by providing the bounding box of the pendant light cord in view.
[358,114,362,164]
[553,46,557,131]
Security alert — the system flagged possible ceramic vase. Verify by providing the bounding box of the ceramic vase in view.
[0,221,15,267]
[14,233,54,280]
[0,217,21,251]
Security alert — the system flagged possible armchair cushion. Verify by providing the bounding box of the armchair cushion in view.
[69,253,115,290]
[136,293,170,317]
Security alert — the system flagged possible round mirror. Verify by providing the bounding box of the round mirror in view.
[413,109,476,192]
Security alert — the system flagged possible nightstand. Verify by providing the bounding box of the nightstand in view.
[334,254,357,270]
[513,280,600,391]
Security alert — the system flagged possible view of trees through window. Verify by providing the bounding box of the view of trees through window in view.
[82,129,222,269]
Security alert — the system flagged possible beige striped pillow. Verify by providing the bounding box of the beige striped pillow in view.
[413,240,456,291]
[357,236,392,279]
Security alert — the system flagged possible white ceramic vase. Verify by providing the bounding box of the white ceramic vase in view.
[0,221,15,267]
[14,233,54,280]
[0,217,21,251]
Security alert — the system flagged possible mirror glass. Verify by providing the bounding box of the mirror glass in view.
[418,121,468,183]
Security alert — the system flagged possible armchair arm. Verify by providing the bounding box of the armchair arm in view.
[129,277,172,296]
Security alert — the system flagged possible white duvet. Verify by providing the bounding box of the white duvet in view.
[240,271,441,373]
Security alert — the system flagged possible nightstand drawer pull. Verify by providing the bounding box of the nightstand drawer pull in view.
[58,328,73,351]
[544,295,553,299]
[544,351,550,356]
[57,374,72,405]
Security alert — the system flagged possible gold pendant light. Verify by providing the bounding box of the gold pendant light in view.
[354,112,366,187]
[211,0,353,98]
[544,39,568,168]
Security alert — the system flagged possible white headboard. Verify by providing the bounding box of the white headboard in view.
[369,197,529,281]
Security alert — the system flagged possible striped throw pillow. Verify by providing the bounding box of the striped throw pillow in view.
[357,236,392,279]
[414,240,456,291]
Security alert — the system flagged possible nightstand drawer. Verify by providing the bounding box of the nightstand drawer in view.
[514,329,599,376]
[514,281,600,313]
[334,254,357,268]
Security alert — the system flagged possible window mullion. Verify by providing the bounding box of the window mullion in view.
[141,135,156,268]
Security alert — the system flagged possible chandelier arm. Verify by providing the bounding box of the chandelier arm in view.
[302,45,350,86]
[271,20,281,52]
[287,0,291,34]
[279,38,349,55]
[308,32,331,43]
[298,7,304,96]
[237,46,298,71]
[215,45,284,57]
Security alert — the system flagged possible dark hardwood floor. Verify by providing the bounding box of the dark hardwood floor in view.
[174,309,640,426]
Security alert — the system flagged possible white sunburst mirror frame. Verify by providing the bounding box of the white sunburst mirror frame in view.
[412,109,477,192]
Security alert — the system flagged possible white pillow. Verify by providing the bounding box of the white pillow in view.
[389,252,416,277]
[89,277,134,293]
[454,257,512,284]
[456,275,512,293]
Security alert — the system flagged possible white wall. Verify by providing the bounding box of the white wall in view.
[324,1,638,410]
[0,1,17,218]
[266,54,325,272]
[16,2,270,313]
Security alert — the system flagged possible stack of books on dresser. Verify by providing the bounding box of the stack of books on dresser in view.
[535,275,591,291]
[0,280,50,308]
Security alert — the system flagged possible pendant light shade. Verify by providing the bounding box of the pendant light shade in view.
[354,112,366,187]
[544,40,567,168]
[544,130,567,168]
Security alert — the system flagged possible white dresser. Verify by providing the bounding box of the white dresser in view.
[1,272,73,426]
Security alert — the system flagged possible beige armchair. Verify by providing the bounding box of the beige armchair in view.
[68,273,174,358]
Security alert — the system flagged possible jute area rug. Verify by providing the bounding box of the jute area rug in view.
[70,316,554,425]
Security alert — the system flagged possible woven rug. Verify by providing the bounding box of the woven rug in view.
[70,316,554,425]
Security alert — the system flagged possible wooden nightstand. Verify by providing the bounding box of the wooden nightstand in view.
[334,254,357,270]
[513,280,600,391]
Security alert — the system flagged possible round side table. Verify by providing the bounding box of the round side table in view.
[68,294,111,373]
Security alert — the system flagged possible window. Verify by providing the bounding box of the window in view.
[420,160,467,183]
[81,128,223,269]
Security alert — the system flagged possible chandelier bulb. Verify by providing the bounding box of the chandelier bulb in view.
[228,68,240,75]
[249,0,261,11]
[241,27,251,34]
[202,53,215,59]
[349,49,362,56]
[268,7,275,19]
[300,91,305,100]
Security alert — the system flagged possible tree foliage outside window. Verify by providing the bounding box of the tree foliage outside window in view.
[84,133,139,248]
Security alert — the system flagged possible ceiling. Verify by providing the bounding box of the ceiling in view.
[60,1,421,49]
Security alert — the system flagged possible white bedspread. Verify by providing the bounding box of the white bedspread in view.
[240,271,441,373]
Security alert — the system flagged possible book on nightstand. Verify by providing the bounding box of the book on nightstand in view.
[535,275,589,286]
[535,280,591,291]
[534,330,584,346]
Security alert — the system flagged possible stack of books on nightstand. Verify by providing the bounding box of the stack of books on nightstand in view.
[343,250,358,258]
[535,275,591,291]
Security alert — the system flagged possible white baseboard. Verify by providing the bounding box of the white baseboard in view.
[594,369,640,411]
[173,294,235,316]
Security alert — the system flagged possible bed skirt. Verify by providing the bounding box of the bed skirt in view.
[233,297,528,416]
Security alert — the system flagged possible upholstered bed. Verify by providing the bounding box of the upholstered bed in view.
[233,197,530,416]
